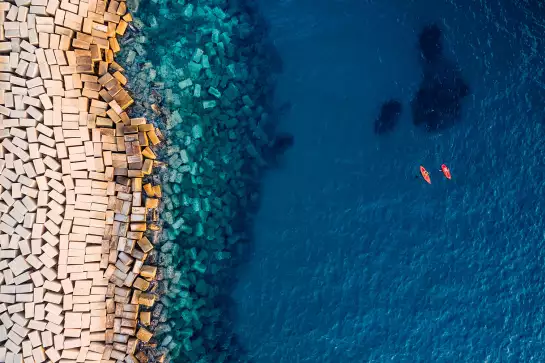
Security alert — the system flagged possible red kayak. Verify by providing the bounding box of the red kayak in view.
[420,166,431,184]
[441,164,451,179]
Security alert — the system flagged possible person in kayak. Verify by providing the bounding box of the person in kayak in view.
[420,165,431,184]
[414,164,451,183]
[440,164,451,179]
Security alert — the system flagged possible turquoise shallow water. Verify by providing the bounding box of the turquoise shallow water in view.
[120,1,282,361]
[121,0,545,362]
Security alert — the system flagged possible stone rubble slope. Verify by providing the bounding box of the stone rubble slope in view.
[0,0,162,362]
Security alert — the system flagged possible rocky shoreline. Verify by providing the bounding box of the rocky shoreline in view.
[0,0,170,361]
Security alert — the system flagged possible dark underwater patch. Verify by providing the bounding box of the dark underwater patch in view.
[412,24,470,132]
[261,132,294,167]
[419,24,443,64]
[271,132,294,154]
[374,99,403,134]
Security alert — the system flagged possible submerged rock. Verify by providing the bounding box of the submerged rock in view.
[412,61,469,132]
[126,0,139,13]
[374,99,402,134]
[262,132,294,166]
[418,24,443,64]
[270,132,294,154]
[119,1,285,361]
[412,24,470,132]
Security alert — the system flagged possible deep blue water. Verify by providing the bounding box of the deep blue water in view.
[232,0,545,361]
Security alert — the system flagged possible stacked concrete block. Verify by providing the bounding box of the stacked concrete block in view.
[0,0,160,362]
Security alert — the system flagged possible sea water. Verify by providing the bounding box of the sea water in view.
[121,0,545,362]
[233,0,545,362]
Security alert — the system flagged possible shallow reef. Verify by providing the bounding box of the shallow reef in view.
[117,0,283,362]
[374,99,402,134]
[373,24,469,135]
[418,23,443,64]
[411,24,470,132]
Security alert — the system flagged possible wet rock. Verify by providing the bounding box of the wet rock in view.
[126,0,140,13]
[374,99,402,134]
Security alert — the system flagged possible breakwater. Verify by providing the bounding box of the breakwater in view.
[0,0,165,361]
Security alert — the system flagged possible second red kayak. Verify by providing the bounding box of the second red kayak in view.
[441,164,451,179]
[420,166,431,184]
